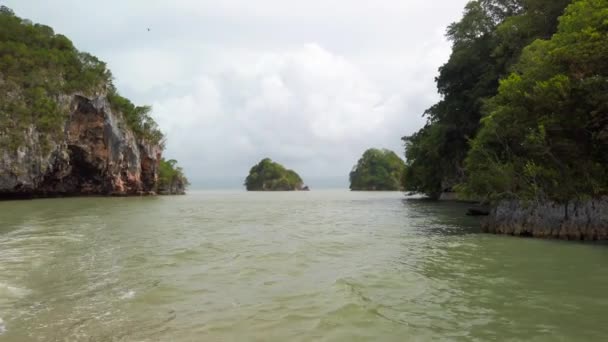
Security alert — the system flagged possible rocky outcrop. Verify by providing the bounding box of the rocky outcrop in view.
[158,178,187,195]
[0,94,162,198]
[244,158,306,191]
[482,198,608,240]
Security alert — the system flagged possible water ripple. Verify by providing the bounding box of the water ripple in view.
[0,192,607,341]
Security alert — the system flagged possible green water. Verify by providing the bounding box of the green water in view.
[0,191,607,341]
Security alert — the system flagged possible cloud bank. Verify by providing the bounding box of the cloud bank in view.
[5,0,468,187]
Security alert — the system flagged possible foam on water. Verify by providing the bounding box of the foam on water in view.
[0,282,30,298]
[119,290,136,300]
[0,317,5,335]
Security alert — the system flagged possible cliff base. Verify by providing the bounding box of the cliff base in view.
[482,198,608,240]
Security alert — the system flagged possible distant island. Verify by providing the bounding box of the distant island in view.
[349,149,405,191]
[0,6,187,198]
[245,158,308,191]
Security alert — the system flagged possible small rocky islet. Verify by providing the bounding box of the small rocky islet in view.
[244,158,308,191]
[349,148,406,191]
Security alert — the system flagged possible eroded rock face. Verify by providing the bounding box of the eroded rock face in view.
[0,95,161,198]
[482,198,608,240]
[157,179,186,196]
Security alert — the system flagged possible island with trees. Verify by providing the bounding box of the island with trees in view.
[0,6,188,197]
[245,158,308,191]
[349,149,405,191]
[402,0,607,239]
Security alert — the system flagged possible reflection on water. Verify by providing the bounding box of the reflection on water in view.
[0,191,607,341]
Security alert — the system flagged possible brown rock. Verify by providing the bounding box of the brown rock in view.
[0,95,162,198]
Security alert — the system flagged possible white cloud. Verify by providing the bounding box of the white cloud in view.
[149,44,432,182]
[4,0,470,187]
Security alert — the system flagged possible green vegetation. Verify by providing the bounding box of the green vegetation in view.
[158,159,189,194]
[245,158,305,191]
[461,0,608,202]
[0,6,187,190]
[350,149,405,191]
[0,6,163,149]
[107,91,164,146]
[401,0,605,202]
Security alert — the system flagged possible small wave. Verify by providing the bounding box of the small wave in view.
[0,282,30,298]
[170,248,202,261]
[332,278,411,327]
[119,290,136,300]
[334,278,368,299]
[0,317,5,335]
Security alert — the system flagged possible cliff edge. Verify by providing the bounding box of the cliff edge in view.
[0,7,186,198]
[0,95,167,198]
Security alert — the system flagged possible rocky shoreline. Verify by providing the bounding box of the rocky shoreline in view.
[481,198,608,241]
[0,94,185,198]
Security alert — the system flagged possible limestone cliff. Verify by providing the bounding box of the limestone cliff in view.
[482,198,608,241]
[0,94,163,198]
[0,8,188,198]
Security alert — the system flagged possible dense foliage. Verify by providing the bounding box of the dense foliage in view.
[349,149,405,191]
[158,159,189,194]
[461,0,608,202]
[107,91,164,146]
[0,6,163,149]
[402,0,575,199]
[245,158,304,191]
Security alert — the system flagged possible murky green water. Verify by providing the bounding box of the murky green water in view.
[0,191,607,341]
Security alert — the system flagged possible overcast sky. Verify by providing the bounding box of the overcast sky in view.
[5,0,468,188]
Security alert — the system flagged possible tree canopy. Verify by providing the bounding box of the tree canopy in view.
[0,7,164,150]
[245,158,305,191]
[461,0,608,202]
[402,0,573,199]
[350,149,405,191]
[158,158,189,194]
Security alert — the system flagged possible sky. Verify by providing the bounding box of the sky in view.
[4,0,469,188]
